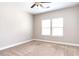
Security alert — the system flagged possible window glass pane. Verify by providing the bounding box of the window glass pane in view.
[41,19,50,35]
[42,28,50,35]
[42,20,50,27]
[52,28,63,36]
[52,18,63,27]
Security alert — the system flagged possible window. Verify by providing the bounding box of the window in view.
[41,17,63,37]
[41,19,50,35]
[52,18,63,36]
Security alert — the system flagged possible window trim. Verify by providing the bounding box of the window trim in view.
[41,17,64,37]
[41,19,51,36]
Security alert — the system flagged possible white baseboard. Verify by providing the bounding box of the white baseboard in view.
[33,39,79,47]
[1,39,79,51]
[0,40,32,51]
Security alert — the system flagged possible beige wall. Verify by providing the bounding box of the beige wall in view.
[33,6,79,44]
[0,3,33,48]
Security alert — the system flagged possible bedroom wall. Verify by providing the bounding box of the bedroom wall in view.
[0,2,33,49]
[33,6,79,44]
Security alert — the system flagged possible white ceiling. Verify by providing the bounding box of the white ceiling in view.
[25,2,79,14]
[0,2,78,14]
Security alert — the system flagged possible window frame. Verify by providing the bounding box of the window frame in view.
[41,17,64,37]
[41,19,51,36]
[52,17,64,37]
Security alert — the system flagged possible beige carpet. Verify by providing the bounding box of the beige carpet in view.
[0,40,79,56]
